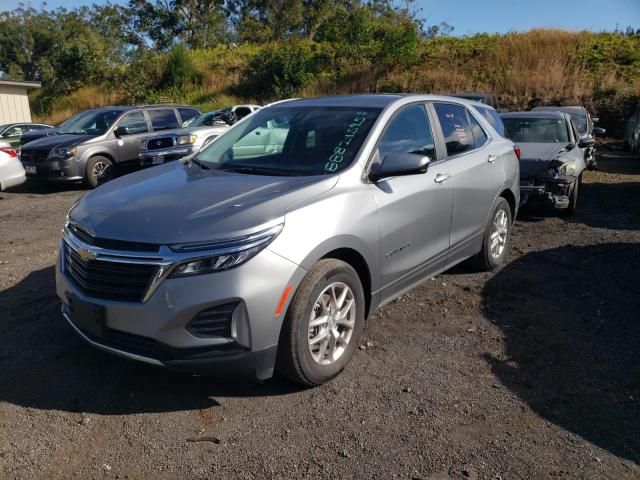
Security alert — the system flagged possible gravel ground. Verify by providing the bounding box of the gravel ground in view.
[0,147,639,480]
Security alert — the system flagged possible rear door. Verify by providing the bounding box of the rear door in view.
[431,102,505,263]
[369,103,453,302]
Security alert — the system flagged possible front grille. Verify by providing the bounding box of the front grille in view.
[63,242,158,302]
[146,137,174,150]
[68,224,160,252]
[187,303,237,338]
[20,149,50,163]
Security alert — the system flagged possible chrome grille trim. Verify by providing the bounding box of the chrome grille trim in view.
[61,222,283,303]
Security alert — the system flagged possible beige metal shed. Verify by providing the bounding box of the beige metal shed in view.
[0,80,42,124]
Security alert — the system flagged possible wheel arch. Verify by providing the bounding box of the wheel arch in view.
[499,188,517,222]
[320,247,373,319]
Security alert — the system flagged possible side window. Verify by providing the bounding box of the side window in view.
[149,109,180,131]
[468,112,488,148]
[117,111,148,134]
[234,107,252,120]
[434,103,475,156]
[476,106,505,137]
[178,108,199,124]
[5,126,23,136]
[378,104,436,159]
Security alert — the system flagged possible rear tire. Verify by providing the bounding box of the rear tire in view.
[472,197,512,271]
[85,156,114,188]
[276,259,365,387]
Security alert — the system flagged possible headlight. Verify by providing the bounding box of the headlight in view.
[176,134,198,145]
[167,224,283,278]
[49,146,77,158]
[556,161,577,176]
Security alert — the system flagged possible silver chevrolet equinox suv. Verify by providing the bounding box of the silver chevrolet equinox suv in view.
[57,95,519,386]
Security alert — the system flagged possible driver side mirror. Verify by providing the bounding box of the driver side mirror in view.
[593,127,606,136]
[369,152,430,182]
[114,126,130,138]
[578,137,596,148]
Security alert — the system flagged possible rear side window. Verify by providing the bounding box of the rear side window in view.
[434,103,475,156]
[149,109,180,131]
[117,111,148,134]
[468,113,488,147]
[476,106,505,137]
[378,104,436,159]
[178,108,199,124]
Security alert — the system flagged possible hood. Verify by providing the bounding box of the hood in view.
[517,142,569,178]
[22,134,94,151]
[20,128,59,146]
[69,161,337,245]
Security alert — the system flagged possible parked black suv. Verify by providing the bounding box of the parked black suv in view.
[20,105,200,187]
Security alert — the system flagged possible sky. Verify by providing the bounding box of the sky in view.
[0,0,639,35]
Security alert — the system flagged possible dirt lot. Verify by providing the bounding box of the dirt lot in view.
[1,148,639,480]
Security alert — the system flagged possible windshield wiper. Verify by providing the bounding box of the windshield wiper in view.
[217,166,288,176]
[190,158,210,170]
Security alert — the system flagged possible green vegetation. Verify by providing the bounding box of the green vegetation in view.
[0,2,639,134]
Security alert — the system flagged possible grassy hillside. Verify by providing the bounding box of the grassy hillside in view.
[32,29,640,136]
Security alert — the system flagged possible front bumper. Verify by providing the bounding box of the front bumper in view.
[21,156,83,182]
[56,240,306,380]
[520,175,575,209]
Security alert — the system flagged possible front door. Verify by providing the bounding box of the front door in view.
[370,104,453,303]
[112,111,151,164]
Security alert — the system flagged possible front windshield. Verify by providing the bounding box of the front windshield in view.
[193,106,381,176]
[570,113,588,135]
[58,110,121,135]
[502,117,569,143]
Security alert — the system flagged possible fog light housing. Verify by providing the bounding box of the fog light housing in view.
[186,302,238,338]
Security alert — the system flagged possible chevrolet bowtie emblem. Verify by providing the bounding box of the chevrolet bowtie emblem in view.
[77,247,98,262]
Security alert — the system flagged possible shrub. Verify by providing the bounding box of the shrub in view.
[239,43,320,100]
[162,44,202,89]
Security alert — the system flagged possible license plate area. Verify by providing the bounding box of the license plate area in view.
[67,294,106,338]
[152,155,164,165]
[25,165,36,174]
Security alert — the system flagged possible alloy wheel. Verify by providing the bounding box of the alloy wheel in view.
[307,282,356,366]
[490,209,508,259]
[92,161,112,185]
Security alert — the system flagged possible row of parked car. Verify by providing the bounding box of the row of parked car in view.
[6,99,602,219]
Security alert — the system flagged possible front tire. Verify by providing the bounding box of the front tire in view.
[563,174,581,216]
[276,259,365,387]
[472,197,512,271]
[85,156,114,188]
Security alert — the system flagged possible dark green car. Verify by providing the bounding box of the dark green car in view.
[0,123,53,149]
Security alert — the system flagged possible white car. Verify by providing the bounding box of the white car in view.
[139,105,262,166]
[0,141,26,191]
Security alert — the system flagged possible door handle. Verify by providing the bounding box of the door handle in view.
[487,154,498,164]
[434,173,451,184]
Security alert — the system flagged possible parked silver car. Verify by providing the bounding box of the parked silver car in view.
[57,95,519,386]
[502,111,592,214]
[139,105,262,167]
[532,105,604,169]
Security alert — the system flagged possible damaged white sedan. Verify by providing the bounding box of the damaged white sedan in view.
[501,111,594,215]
